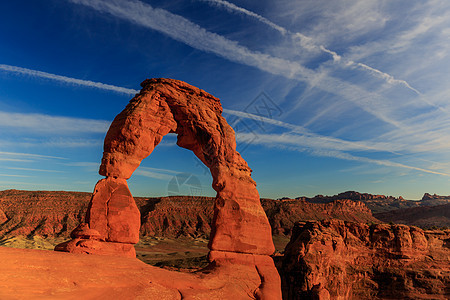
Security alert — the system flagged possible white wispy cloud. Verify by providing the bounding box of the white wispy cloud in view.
[199,0,287,35]
[0,111,110,134]
[0,64,139,95]
[228,107,450,176]
[138,166,180,174]
[5,167,64,173]
[0,157,33,163]
[68,0,409,128]
[237,132,449,177]
[0,181,61,188]
[64,163,181,180]
[0,138,103,148]
[224,108,399,153]
[229,109,450,155]
[64,162,100,168]
[0,151,65,160]
[134,166,179,181]
[2,0,446,182]
[63,161,100,173]
[199,0,420,95]
[41,139,104,148]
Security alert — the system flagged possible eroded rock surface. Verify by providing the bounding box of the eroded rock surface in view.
[281,220,450,299]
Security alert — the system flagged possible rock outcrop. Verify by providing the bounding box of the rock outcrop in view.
[96,78,273,255]
[298,191,416,214]
[281,220,450,299]
[54,78,281,299]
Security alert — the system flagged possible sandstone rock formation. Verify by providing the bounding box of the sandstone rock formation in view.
[54,78,281,299]
[298,191,417,214]
[281,220,450,299]
[97,78,274,255]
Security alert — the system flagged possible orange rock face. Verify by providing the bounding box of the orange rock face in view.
[86,177,140,244]
[281,220,450,299]
[55,78,280,299]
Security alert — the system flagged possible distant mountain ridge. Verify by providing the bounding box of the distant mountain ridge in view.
[296,190,450,214]
[421,192,450,204]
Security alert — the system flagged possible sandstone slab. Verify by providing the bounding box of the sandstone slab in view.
[0,246,278,299]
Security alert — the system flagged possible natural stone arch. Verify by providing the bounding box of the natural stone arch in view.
[55,78,281,299]
[97,78,274,255]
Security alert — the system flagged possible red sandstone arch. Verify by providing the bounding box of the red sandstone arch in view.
[96,78,274,255]
[55,78,280,299]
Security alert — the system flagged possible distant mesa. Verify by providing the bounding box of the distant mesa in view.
[421,192,450,203]
[54,78,281,299]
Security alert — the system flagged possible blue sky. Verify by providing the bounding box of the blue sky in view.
[0,0,449,199]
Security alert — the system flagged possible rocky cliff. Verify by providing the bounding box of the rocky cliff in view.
[0,190,378,239]
[280,220,450,299]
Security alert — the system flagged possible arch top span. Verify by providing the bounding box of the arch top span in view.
[100,78,274,255]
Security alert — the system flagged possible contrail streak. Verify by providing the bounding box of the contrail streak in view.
[67,0,404,128]
[200,0,421,95]
[227,109,449,177]
[238,133,449,177]
[0,64,139,95]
